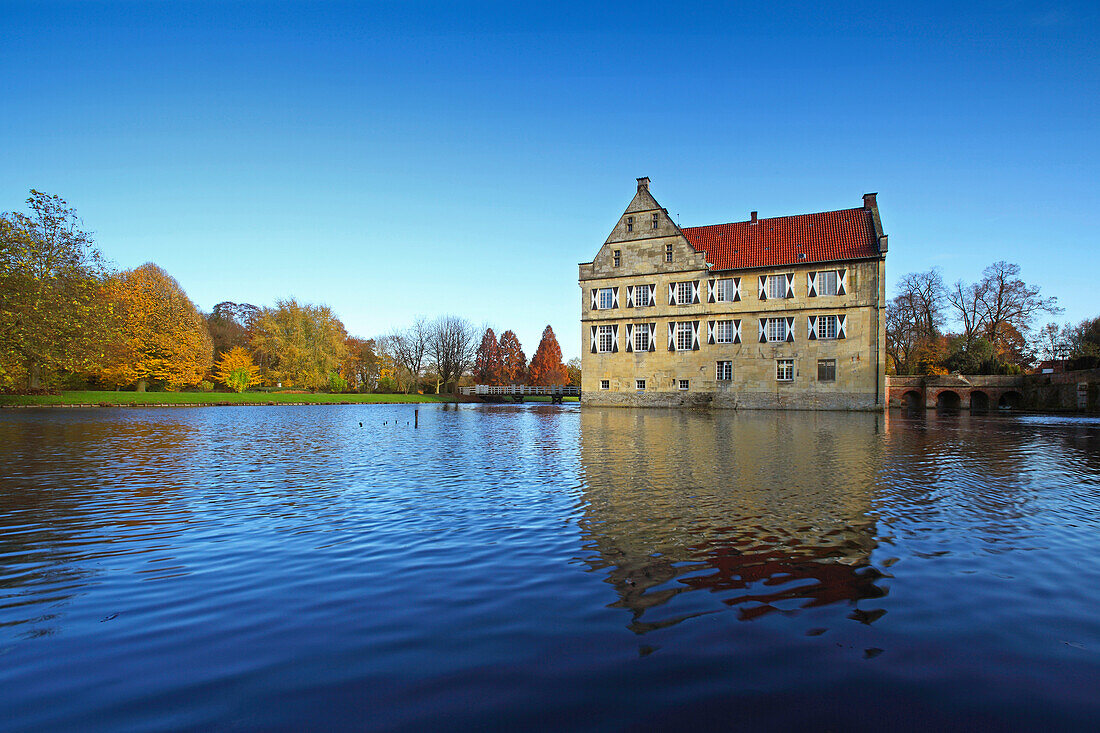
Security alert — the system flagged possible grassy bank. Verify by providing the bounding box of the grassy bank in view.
[0,391,463,407]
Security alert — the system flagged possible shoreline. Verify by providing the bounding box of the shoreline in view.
[0,391,579,408]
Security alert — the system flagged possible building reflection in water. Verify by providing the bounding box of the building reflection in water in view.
[577,408,887,633]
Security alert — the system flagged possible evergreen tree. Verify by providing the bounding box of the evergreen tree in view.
[498,329,527,384]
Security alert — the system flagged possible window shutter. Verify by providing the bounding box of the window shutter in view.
[838,314,847,339]
[648,323,656,352]
[759,318,767,343]
[758,275,767,300]
[733,319,742,344]
[785,273,794,299]
[807,272,817,297]
[691,281,700,304]
[625,323,633,352]
[626,285,634,308]
[707,320,715,345]
[837,269,847,296]
[668,283,677,306]
[707,279,716,303]
[612,325,619,352]
[691,321,700,350]
[785,316,795,342]
[668,322,676,351]
[590,325,597,353]
[648,284,656,307]
[733,277,741,302]
[807,316,817,340]
[591,289,598,310]
[612,287,619,308]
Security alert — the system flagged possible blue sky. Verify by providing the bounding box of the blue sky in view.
[3,1,1097,360]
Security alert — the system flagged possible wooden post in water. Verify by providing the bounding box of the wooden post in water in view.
[414,409,418,429]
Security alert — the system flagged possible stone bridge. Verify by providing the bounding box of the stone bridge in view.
[886,375,1026,410]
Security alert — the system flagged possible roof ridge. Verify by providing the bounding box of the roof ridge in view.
[682,206,868,231]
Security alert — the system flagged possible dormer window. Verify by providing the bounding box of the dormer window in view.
[652,213,659,229]
[665,243,673,263]
[626,216,634,232]
[613,250,621,267]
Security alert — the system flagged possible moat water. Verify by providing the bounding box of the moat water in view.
[1,405,1098,731]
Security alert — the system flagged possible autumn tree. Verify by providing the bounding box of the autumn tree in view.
[566,356,581,388]
[472,327,505,384]
[251,299,348,390]
[498,329,527,384]
[974,261,1061,364]
[206,301,260,357]
[213,346,260,392]
[342,336,381,392]
[428,315,477,393]
[528,325,568,385]
[102,263,213,391]
[0,190,115,390]
[385,317,430,393]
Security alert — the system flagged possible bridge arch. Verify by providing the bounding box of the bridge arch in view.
[936,390,962,410]
[901,390,923,410]
[970,390,990,411]
[998,391,1023,410]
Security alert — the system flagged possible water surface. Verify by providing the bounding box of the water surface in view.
[1,405,1098,731]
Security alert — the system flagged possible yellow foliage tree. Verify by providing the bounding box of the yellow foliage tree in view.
[213,346,260,392]
[101,263,213,391]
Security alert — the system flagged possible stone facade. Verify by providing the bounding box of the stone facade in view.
[579,178,888,411]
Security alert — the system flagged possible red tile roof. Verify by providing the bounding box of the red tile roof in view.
[681,207,880,271]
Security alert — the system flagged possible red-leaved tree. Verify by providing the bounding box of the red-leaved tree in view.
[528,325,568,386]
[498,329,527,384]
[473,327,505,384]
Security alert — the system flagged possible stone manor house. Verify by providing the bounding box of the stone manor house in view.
[579,178,888,410]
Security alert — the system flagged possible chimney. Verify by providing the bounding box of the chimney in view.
[863,192,878,210]
[636,177,650,192]
[750,211,758,224]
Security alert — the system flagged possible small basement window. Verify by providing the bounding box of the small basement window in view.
[636,379,646,390]
[600,379,610,390]
[678,379,689,391]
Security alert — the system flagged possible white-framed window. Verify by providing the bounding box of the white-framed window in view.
[665,243,673,262]
[776,359,794,381]
[676,322,693,351]
[634,284,652,307]
[613,250,621,267]
[766,318,789,342]
[600,379,610,390]
[716,361,732,381]
[817,270,838,296]
[626,216,634,232]
[598,288,614,310]
[652,213,659,229]
[767,274,787,299]
[715,320,734,344]
[816,314,838,340]
[675,281,693,305]
[636,379,646,390]
[633,324,650,352]
[678,379,689,391]
[597,325,614,353]
[818,359,836,382]
[715,278,734,302]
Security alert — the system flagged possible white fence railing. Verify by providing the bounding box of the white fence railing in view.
[459,384,581,396]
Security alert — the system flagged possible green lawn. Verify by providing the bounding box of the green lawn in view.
[0,391,579,407]
[0,391,459,406]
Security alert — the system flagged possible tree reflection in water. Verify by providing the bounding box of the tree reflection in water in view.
[577,408,887,633]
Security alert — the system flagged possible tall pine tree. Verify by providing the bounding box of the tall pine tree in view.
[528,325,567,386]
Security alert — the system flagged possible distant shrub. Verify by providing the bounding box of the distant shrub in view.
[375,376,398,394]
[226,368,252,393]
[328,372,348,393]
[199,380,214,393]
